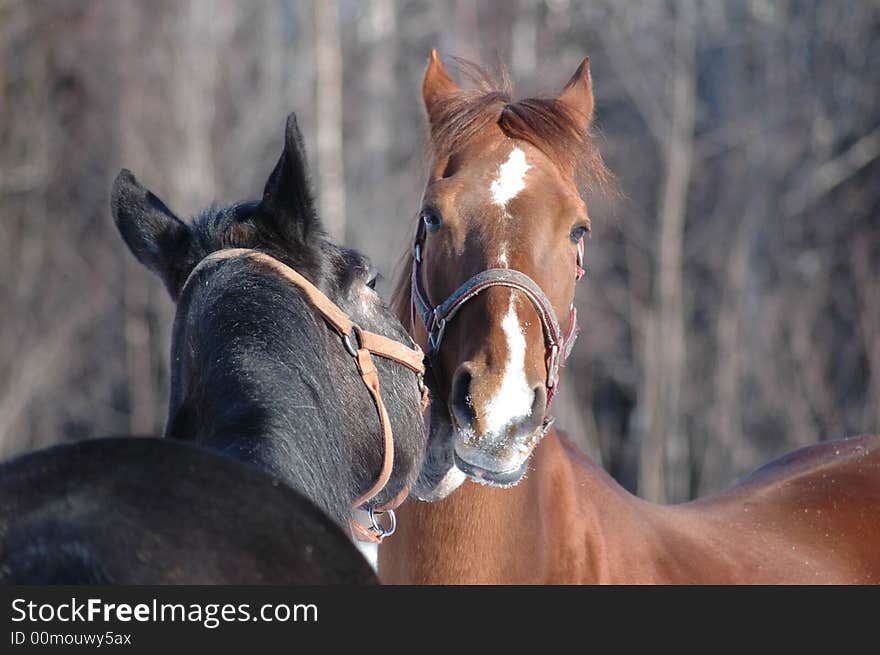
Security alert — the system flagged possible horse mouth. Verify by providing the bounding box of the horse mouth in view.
[450,418,546,487]
[453,451,528,487]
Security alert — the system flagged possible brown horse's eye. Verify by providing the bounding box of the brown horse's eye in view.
[570,224,588,243]
[421,209,443,233]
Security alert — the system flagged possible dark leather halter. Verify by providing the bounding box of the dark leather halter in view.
[181,248,428,543]
[410,221,584,424]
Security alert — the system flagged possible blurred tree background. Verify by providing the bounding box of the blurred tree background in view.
[0,0,877,503]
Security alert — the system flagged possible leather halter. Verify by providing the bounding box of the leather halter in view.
[410,221,583,420]
[181,248,428,543]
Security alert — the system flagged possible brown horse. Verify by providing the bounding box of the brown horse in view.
[378,51,880,584]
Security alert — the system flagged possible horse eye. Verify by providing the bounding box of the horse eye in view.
[366,272,380,290]
[570,224,588,243]
[421,209,443,232]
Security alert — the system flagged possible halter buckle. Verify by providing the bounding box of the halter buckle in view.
[368,507,397,539]
[414,243,422,263]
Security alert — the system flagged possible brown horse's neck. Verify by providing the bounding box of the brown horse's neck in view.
[382,426,880,584]
[378,428,649,584]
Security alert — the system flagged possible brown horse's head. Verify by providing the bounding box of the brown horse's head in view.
[396,52,610,496]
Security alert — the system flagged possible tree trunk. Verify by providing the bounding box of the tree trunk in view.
[314,0,347,242]
[638,0,696,503]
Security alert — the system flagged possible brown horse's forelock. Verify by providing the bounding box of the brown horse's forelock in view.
[393,60,613,326]
[428,59,613,195]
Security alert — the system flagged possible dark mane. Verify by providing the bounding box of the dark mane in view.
[393,58,613,328]
[391,249,417,332]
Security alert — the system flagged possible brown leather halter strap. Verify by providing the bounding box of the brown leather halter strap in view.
[410,221,583,423]
[181,248,427,543]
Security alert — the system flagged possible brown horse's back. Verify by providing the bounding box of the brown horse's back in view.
[650,434,880,584]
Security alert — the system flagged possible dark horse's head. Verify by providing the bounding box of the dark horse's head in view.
[394,53,611,497]
[111,114,428,529]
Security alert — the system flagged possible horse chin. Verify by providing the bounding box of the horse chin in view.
[452,449,530,488]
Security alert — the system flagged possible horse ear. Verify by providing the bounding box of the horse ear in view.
[557,57,594,134]
[111,169,192,299]
[258,113,321,247]
[422,49,461,130]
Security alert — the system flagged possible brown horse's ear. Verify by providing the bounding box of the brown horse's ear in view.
[422,49,460,129]
[557,57,594,134]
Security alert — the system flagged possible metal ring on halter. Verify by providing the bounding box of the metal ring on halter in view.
[368,507,397,538]
[428,316,447,354]
[342,332,358,357]
[342,324,365,358]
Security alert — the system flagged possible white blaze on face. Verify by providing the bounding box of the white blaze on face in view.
[490,147,530,209]
[482,146,533,434]
[491,146,529,267]
[483,295,533,436]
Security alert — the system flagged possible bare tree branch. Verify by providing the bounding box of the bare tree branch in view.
[783,125,880,217]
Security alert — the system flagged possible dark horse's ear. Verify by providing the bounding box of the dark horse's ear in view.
[422,49,461,133]
[111,169,192,300]
[557,56,594,134]
[257,113,321,247]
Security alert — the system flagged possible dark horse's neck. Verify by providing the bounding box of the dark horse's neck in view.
[164,256,379,528]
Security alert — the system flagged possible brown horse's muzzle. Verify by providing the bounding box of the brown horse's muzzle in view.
[447,360,548,486]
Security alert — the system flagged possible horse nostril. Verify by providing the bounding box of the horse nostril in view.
[529,385,547,427]
[450,365,476,429]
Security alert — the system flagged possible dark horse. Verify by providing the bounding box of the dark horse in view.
[0,113,428,583]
